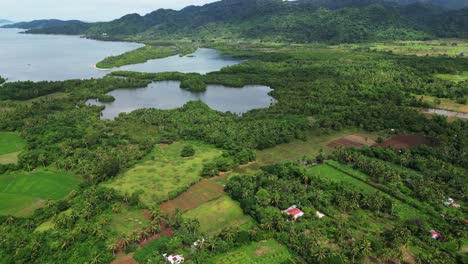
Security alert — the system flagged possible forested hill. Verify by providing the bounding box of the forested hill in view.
[384,0,468,10]
[1,19,90,35]
[8,0,468,43]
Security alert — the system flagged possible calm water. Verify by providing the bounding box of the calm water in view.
[0,28,142,81]
[0,29,241,81]
[87,81,276,119]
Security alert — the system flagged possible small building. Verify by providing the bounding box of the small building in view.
[163,253,185,264]
[430,230,442,240]
[444,198,461,208]
[283,205,304,220]
[316,211,325,219]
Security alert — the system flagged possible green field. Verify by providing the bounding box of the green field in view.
[107,206,149,237]
[133,236,171,264]
[204,239,297,264]
[308,163,424,221]
[0,132,26,154]
[256,129,379,165]
[416,94,468,113]
[353,40,468,57]
[0,170,80,216]
[102,141,222,205]
[435,71,468,83]
[183,195,255,235]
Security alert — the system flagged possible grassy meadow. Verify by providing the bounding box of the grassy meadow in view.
[0,132,26,164]
[204,239,296,264]
[183,195,255,235]
[102,141,222,205]
[356,40,468,57]
[256,129,380,165]
[416,94,468,113]
[0,170,80,216]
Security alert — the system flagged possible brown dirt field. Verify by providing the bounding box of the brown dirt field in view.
[112,254,137,264]
[375,135,433,149]
[327,135,376,148]
[160,179,225,215]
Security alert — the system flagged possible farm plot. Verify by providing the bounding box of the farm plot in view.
[327,134,376,148]
[183,195,255,235]
[205,239,297,264]
[102,141,222,206]
[160,179,225,215]
[0,170,80,216]
[375,135,433,149]
[256,129,379,165]
[0,132,26,164]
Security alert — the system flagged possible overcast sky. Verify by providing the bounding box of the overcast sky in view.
[2,0,219,22]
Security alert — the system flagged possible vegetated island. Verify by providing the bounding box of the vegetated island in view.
[95,43,197,69]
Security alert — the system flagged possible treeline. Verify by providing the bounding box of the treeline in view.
[0,76,5,84]
[0,77,150,101]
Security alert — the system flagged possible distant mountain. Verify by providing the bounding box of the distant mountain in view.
[9,0,468,43]
[0,19,12,24]
[384,0,468,10]
[1,19,90,35]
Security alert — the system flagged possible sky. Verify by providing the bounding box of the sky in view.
[2,0,219,22]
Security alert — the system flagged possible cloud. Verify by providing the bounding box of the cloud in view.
[2,0,218,22]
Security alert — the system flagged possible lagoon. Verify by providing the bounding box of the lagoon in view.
[87,81,276,119]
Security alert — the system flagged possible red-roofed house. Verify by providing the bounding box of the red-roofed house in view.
[430,230,442,239]
[163,253,185,264]
[283,205,304,220]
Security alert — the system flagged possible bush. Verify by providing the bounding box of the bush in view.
[180,145,195,157]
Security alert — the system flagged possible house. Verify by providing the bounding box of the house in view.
[283,205,304,220]
[430,230,442,240]
[316,211,325,219]
[444,198,461,208]
[163,253,185,264]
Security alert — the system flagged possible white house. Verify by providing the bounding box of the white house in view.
[163,253,185,264]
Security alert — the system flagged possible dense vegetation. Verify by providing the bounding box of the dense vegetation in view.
[1,19,91,35]
[0,76,5,84]
[0,15,467,263]
[12,0,468,44]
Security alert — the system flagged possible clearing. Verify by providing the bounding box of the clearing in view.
[0,132,26,164]
[160,179,225,215]
[256,129,380,165]
[102,141,222,206]
[327,134,376,148]
[204,239,297,264]
[375,135,433,149]
[416,95,468,113]
[183,195,255,235]
[357,40,468,57]
[0,170,80,216]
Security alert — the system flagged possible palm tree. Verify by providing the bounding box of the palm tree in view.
[106,240,119,256]
[313,247,330,262]
[360,239,372,257]
[184,218,200,234]
[5,216,14,225]
[221,227,236,242]
[90,253,104,264]
[149,206,162,221]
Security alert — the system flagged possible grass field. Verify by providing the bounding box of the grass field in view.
[183,195,255,235]
[160,179,225,215]
[0,132,26,154]
[108,206,150,237]
[307,163,424,221]
[0,170,80,216]
[256,129,380,165]
[0,132,26,164]
[102,141,222,206]
[356,40,468,57]
[435,71,468,83]
[417,94,468,113]
[204,239,297,264]
[133,236,171,264]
